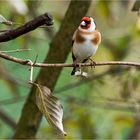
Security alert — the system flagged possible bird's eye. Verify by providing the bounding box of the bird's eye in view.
[86,21,91,24]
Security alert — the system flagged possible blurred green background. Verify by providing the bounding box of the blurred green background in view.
[0,0,140,139]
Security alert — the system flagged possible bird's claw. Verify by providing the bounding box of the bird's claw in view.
[89,58,96,68]
[72,60,77,67]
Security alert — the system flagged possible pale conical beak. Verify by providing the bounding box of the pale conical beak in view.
[81,21,86,26]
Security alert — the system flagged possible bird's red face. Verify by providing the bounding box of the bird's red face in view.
[80,17,92,29]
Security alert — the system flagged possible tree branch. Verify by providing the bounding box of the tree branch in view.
[0,49,31,53]
[132,0,140,12]
[0,52,140,68]
[0,12,53,42]
[0,108,16,130]
[13,1,92,138]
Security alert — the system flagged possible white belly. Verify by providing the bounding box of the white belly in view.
[73,41,97,62]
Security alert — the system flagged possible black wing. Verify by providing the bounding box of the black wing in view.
[72,51,76,62]
[72,40,74,46]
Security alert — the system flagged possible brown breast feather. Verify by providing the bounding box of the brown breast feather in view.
[75,29,101,45]
[91,30,101,45]
[75,30,85,43]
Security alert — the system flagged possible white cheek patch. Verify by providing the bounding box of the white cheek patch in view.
[81,21,86,26]
[78,21,96,32]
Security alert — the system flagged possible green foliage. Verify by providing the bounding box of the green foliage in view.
[0,0,140,139]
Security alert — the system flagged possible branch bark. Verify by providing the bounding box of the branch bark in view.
[0,12,53,42]
[12,1,91,138]
[1,52,140,68]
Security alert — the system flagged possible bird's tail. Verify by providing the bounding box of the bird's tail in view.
[71,67,76,75]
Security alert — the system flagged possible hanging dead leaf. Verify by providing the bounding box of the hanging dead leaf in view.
[34,83,67,136]
[0,15,12,25]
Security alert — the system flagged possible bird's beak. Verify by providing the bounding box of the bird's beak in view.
[81,21,86,26]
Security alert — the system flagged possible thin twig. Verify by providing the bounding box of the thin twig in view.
[0,49,31,53]
[0,52,140,68]
[66,96,136,113]
[0,95,135,112]
[0,94,136,113]
[0,108,16,129]
[28,60,34,82]
[0,97,26,106]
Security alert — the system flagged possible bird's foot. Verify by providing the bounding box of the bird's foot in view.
[89,58,96,68]
[72,60,78,68]
[72,61,88,78]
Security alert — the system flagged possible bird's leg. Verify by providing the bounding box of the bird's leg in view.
[72,59,78,68]
[71,59,78,76]
[89,58,96,68]
[79,63,89,77]
[79,63,82,74]
[74,62,88,78]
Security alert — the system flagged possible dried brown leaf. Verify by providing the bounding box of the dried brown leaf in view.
[35,83,67,136]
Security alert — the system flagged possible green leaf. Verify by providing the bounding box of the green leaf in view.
[35,84,67,136]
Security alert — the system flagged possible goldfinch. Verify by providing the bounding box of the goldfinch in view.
[71,16,101,76]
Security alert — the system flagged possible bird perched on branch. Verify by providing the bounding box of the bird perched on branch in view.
[71,16,101,77]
